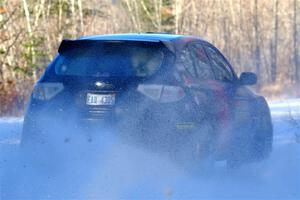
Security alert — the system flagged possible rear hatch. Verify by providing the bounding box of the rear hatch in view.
[41,40,171,120]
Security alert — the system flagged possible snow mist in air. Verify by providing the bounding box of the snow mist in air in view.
[1,100,300,199]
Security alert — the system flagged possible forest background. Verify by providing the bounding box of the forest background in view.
[0,0,299,116]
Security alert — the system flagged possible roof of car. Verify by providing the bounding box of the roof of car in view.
[79,33,203,43]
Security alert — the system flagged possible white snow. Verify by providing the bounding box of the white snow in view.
[0,99,299,199]
[269,98,300,118]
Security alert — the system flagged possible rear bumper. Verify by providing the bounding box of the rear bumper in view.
[24,96,178,129]
[22,105,184,151]
[22,98,198,151]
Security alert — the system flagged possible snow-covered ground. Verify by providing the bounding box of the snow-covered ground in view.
[0,99,299,199]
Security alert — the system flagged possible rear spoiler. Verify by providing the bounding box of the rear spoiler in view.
[58,39,175,54]
[58,39,90,54]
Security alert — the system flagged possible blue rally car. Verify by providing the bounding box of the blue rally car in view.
[22,33,273,167]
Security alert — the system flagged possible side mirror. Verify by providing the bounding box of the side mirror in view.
[239,72,257,85]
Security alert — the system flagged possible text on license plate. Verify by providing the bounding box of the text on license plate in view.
[86,93,115,105]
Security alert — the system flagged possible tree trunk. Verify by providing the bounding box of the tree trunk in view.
[22,0,37,81]
[78,0,84,34]
[293,0,299,94]
[270,0,279,83]
[254,0,261,89]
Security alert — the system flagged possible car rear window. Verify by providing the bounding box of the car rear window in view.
[54,40,165,77]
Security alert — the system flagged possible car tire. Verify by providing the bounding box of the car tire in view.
[227,97,273,169]
[20,121,45,157]
[226,129,251,169]
[251,98,273,161]
[175,119,215,173]
[20,117,38,148]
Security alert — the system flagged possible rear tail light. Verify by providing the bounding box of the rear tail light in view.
[32,83,64,100]
[137,84,163,101]
[137,84,185,103]
[160,85,185,103]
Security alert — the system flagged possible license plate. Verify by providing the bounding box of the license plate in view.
[86,93,115,105]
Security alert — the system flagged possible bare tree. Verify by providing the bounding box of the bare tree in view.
[293,0,299,94]
[22,0,38,81]
[253,0,261,88]
[1,0,300,115]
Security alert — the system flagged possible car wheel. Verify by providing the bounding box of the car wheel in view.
[20,118,39,148]
[227,98,273,169]
[20,120,47,157]
[176,119,215,173]
[251,98,273,161]
[21,117,60,152]
[227,130,251,169]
